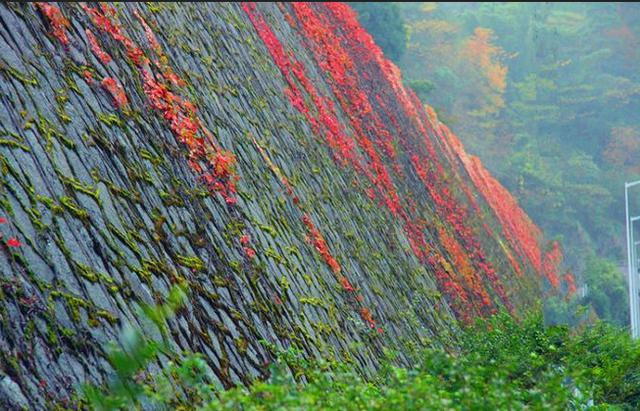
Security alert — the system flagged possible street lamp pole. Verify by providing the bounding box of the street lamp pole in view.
[625,180,640,339]
[631,215,640,339]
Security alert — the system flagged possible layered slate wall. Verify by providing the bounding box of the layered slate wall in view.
[0,3,562,409]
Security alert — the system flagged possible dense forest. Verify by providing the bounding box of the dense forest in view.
[354,2,640,325]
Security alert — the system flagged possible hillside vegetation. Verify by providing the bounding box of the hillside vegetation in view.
[83,290,640,410]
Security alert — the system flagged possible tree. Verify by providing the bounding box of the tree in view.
[397,2,640,281]
[459,27,508,118]
[351,3,407,63]
[604,126,640,174]
[581,256,628,326]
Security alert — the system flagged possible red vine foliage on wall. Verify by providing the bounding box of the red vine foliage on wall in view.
[86,28,112,65]
[240,2,550,322]
[542,241,563,290]
[35,3,70,46]
[35,2,571,333]
[564,271,577,298]
[100,77,128,108]
[78,3,239,204]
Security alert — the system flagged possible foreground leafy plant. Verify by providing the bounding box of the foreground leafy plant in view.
[80,285,217,410]
[80,297,640,410]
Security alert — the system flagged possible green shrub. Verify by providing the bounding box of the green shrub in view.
[81,294,640,410]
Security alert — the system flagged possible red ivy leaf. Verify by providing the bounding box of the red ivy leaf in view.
[7,238,22,248]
